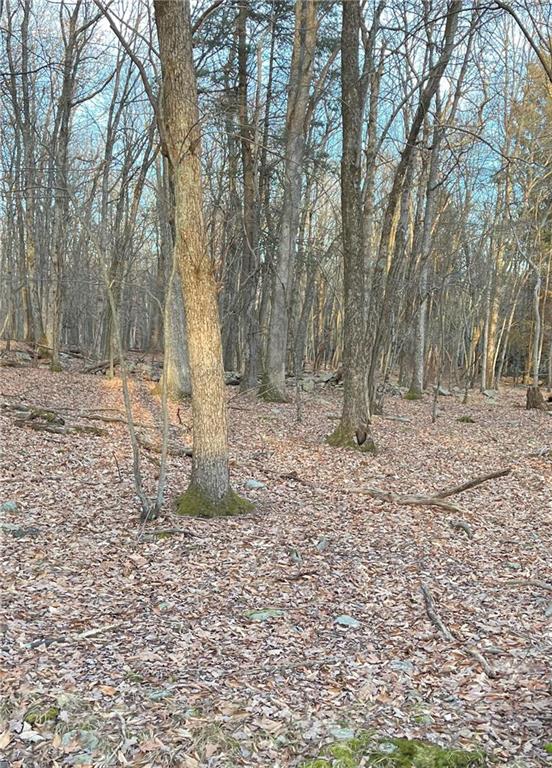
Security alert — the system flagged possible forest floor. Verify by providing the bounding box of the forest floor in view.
[0,365,551,767]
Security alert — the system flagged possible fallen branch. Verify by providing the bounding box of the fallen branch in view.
[138,527,196,543]
[78,412,156,429]
[276,570,318,582]
[82,358,120,375]
[355,488,466,515]
[435,467,511,498]
[355,467,512,517]
[15,419,66,435]
[25,622,122,649]
[14,418,107,437]
[78,622,122,640]
[505,578,552,592]
[463,645,497,678]
[375,414,412,423]
[421,583,496,678]
[421,583,454,641]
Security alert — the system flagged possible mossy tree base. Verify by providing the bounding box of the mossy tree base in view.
[302,732,486,768]
[404,389,423,400]
[258,377,290,403]
[326,422,377,453]
[175,484,254,518]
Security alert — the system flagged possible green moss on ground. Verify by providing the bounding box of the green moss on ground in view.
[175,485,254,518]
[326,424,377,453]
[24,705,60,725]
[456,416,475,423]
[301,733,486,768]
[404,390,423,400]
[31,408,63,424]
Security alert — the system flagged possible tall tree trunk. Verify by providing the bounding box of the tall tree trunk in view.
[261,0,317,401]
[327,0,374,451]
[158,158,191,399]
[236,1,260,392]
[366,0,462,407]
[153,0,251,515]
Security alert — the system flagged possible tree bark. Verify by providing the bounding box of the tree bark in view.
[327,0,374,451]
[153,0,250,515]
[261,0,317,402]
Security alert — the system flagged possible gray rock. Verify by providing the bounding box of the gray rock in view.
[2,522,39,539]
[301,378,315,392]
[389,659,414,674]
[483,389,498,399]
[334,614,360,629]
[1,501,18,514]
[245,479,267,490]
[435,385,451,396]
[224,371,241,386]
[316,372,334,384]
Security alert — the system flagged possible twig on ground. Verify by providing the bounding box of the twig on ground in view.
[505,578,552,592]
[435,467,511,498]
[527,447,551,458]
[421,582,497,678]
[421,582,454,641]
[25,622,122,649]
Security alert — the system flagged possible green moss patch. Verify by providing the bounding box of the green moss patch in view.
[456,416,475,423]
[24,705,60,725]
[301,732,486,768]
[326,424,377,453]
[404,390,423,400]
[175,485,254,518]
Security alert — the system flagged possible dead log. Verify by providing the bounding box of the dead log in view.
[14,419,107,437]
[82,358,120,375]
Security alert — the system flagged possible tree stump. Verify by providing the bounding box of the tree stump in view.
[526,386,548,410]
